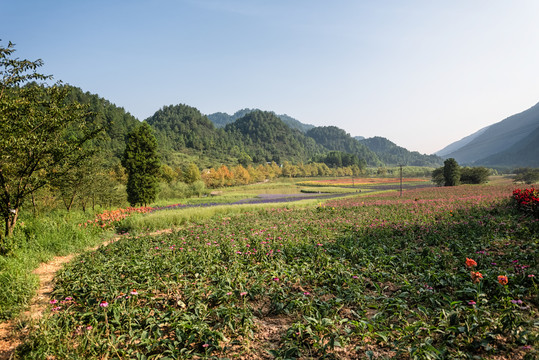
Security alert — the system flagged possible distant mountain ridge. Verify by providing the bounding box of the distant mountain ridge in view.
[209,109,444,167]
[438,101,539,166]
[435,126,490,157]
[359,136,443,167]
[207,109,315,133]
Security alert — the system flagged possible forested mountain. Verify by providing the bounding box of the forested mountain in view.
[224,110,325,163]
[60,89,460,170]
[66,86,140,164]
[439,101,539,165]
[358,136,443,167]
[208,109,315,133]
[144,104,238,167]
[306,126,382,166]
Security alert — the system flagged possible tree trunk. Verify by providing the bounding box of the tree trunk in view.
[31,192,38,216]
[7,208,18,237]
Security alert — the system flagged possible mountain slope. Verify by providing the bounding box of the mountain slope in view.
[208,109,315,133]
[441,102,539,165]
[359,136,443,167]
[477,125,539,167]
[306,126,382,166]
[66,86,141,163]
[224,110,324,163]
[435,125,490,157]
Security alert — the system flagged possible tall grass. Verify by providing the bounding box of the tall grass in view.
[118,200,319,233]
[0,210,115,320]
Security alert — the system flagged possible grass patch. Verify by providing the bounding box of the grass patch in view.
[0,210,116,320]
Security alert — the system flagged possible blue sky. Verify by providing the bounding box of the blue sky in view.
[3,0,539,154]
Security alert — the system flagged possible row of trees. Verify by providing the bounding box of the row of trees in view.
[431,158,491,186]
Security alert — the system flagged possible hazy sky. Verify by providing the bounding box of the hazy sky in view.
[3,0,539,154]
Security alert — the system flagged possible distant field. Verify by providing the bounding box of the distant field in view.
[299,177,429,186]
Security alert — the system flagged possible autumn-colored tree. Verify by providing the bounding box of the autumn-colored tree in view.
[232,165,251,185]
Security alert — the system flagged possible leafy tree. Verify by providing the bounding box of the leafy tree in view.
[183,163,201,184]
[0,41,99,251]
[431,167,445,186]
[123,122,161,206]
[443,158,461,186]
[460,166,490,184]
[513,168,539,185]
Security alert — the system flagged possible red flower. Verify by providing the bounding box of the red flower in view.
[471,271,483,283]
[465,258,477,268]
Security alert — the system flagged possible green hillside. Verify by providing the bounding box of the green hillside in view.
[359,136,443,167]
[224,110,325,163]
[306,126,382,166]
[66,86,141,164]
[208,109,315,133]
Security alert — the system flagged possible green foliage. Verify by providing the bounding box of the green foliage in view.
[312,151,361,168]
[225,110,325,164]
[183,162,201,184]
[433,161,491,186]
[443,158,461,186]
[15,183,539,359]
[123,123,161,206]
[208,108,315,133]
[306,126,381,167]
[513,168,539,185]
[460,166,490,184]
[359,136,444,167]
[431,167,445,186]
[65,86,140,164]
[0,209,112,320]
[0,41,100,252]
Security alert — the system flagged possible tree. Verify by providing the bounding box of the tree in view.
[513,168,539,185]
[0,41,99,252]
[123,122,161,206]
[431,167,445,186]
[460,167,490,184]
[183,162,201,184]
[443,158,461,186]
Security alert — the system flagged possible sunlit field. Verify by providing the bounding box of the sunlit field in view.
[15,180,538,359]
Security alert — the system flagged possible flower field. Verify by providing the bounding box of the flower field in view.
[17,182,538,359]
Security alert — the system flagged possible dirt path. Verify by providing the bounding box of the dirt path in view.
[0,253,76,360]
[0,228,174,360]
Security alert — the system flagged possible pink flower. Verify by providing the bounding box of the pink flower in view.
[99,301,109,308]
[130,290,138,295]
[240,292,248,296]
[272,277,279,282]
[226,292,232,295]
[468,300,476,305]
[202,343,210,348]
[49,299,58,304]
[303,292,311,296]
